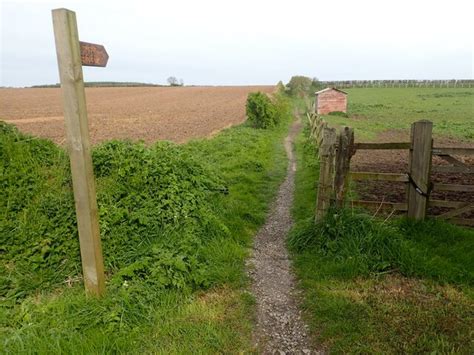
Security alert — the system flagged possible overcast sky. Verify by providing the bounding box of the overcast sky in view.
[1,0,473,87]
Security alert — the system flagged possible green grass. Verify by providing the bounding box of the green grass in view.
[0,95,292,354]
[322,88,474,140]
[289,121,474,353]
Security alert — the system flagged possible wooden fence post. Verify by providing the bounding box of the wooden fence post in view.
[52,8,105,296]
[315,127,337,221]
[334,126,355,207]
[407,120,433,220]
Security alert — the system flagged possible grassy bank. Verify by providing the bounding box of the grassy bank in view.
[0,94,292,353]
[289,121,474,353]
[322,88,474,141]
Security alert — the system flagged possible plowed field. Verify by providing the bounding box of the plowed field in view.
[0,86,274,144]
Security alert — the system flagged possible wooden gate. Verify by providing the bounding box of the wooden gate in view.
[307,112,474,226]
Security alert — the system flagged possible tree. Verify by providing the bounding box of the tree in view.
[286,76,313,97]
[167,76,179,86]
[167,77,184,86]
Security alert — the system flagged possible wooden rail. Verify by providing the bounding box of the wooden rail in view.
[436,204,473,219]
[354,142,410,150]
[429,200,469,208]
[433,184,474,192]
[350,200,408,211]
[349,172,409,182]
[432,166,474,174]
[432,147,474,156]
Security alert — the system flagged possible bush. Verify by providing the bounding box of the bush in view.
[276,81,286,94]
[272,93,292,125]
[246,92,277,129]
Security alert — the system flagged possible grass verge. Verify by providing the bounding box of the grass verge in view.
[289,120,474,353]
[0,93,292,353]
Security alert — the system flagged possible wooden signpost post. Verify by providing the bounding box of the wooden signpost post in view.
[52,8,108,296]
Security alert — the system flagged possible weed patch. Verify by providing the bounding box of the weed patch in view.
[288,208,404,276]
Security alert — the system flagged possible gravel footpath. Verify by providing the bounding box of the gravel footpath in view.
[248,118,316,354]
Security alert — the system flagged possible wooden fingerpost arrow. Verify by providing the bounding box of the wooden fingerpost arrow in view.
[79,42,109,67]
[52,8,107,296]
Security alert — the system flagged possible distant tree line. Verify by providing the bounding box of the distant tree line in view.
[31,82,164,88]
[29,77,188,89]
[279,77,473,95]
[321,79,474,89]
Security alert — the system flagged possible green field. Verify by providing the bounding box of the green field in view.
[322,88,474,141]
[290,87,474,353]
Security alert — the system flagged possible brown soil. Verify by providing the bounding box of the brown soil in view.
[0,86,274,145]
[351,130,474,219]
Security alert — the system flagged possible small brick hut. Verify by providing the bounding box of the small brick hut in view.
[314,87,348,115]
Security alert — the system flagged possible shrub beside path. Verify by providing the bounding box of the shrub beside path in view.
[248,117,317,353]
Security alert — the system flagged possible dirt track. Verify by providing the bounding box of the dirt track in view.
[0,86,274,144]
[249,117,313,353]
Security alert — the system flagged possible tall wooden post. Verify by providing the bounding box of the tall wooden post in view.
[334,126,354,207]
[52,8,105,296]
[407,120,433,220]
[315,127,337,222]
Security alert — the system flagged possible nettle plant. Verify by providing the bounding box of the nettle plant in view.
[0,124,230,302]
